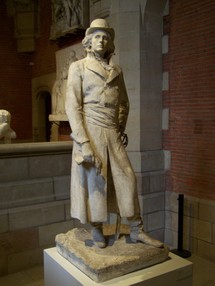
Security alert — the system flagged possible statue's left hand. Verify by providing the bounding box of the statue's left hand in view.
[119,126,128,148]
[121,131,128,148]
[94,156,102,175]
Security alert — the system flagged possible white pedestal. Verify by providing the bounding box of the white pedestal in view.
[44,247,193,286]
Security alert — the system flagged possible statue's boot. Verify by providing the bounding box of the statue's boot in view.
[130,221,163,248]
[91,223,106,248]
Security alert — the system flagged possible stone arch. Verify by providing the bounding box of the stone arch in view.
[32,73,56,142]
[35,90,52,142]
[32,88,52,142]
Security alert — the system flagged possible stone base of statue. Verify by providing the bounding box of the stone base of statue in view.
[44,232,193,285]
[54,227,169,283]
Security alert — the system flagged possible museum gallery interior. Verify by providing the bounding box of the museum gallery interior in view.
[0,0,215,285]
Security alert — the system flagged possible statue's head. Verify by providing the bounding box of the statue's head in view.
[82,18,115,58]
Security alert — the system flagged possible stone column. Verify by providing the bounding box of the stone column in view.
[108,0,167,173]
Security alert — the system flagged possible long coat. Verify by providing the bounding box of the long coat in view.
[66,55,140,224]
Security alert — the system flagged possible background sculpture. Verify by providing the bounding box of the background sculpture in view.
[51,50,77,115]
[50,0,82,39]
[0,110,17,143]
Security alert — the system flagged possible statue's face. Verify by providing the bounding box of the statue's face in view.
[91,30,109,57]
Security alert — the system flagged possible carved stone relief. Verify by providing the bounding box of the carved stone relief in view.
[50,0,89,40]
[49,43,85,121]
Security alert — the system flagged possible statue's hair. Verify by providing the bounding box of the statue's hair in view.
[82,31,115,58]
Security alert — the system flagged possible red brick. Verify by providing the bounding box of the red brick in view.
[163,0,215,201]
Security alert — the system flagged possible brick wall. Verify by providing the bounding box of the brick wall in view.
[0,1,32,141]
[163,0,215,201]
[32,0,57,78]
[0,0,57,141]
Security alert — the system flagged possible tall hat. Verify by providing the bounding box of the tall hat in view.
[85,18,115,41]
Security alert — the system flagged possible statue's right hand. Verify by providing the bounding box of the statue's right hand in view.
[81,142,95,163]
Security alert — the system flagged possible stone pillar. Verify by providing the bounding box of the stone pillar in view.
[7,0,40,52]
[107,0,167,172]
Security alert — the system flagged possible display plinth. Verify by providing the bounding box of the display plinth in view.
[44,247,193,286]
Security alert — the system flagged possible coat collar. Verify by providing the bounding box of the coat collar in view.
[85,55,120,83]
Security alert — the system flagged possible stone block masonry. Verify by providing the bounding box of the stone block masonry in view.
[165,191,215,263]
[0,142,74,276]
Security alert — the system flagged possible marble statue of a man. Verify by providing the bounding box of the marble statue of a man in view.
[66,18,163,248]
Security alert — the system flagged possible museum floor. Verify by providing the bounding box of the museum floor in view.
[0,254,214,286]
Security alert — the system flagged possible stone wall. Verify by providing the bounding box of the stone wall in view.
[0,142,76,276]
[165,191,215,263]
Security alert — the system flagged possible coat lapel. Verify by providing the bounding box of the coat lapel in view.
[107,67,120,83]
[86,56,121,83]
[86,57,107,79]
